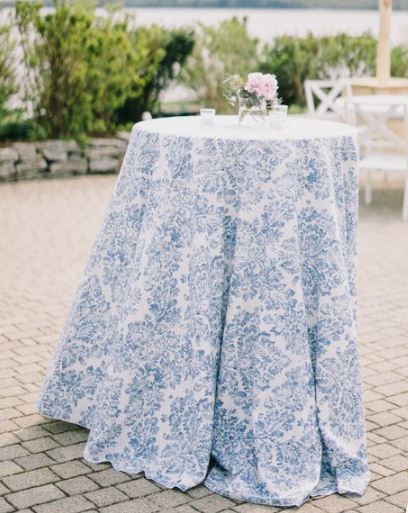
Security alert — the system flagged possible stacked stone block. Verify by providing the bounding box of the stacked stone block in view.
[86,138,127,174]
[0,134,129,182]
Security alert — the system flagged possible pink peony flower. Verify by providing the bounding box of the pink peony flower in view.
[245,72,264,97]
[261,74,278,100]
[245,72,278,100]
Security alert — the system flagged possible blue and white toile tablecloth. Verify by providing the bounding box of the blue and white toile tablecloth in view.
[38,115,370,507]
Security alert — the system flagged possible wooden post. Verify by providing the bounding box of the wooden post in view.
[376,0,392,84]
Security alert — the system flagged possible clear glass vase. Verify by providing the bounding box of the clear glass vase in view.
[238,96,267,127]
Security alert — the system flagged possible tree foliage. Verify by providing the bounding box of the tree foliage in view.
[117,25,194,123]
[261,33,408,106]
[4,5,408,140]
[180,23,408,112]
[0,12,17,121]
[16,1,148,139]
[15,1,193,140]
[180,17,260,112]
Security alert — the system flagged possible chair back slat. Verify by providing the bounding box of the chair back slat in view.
[351,102,408,153]
[304,79,352,119]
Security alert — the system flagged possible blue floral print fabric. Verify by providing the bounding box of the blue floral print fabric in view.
[37,116,370,507]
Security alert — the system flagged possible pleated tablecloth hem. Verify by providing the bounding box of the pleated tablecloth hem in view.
[203,479,313,508]
[36,404,205,491]
[82,450,197,492]
[204,475,370,508]
[37,404,90,431]
[36,404,369,506]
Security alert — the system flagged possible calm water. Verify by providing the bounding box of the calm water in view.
[123,8,408,43]
[2,7,408,43]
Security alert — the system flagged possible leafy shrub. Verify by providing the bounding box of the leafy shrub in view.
[0,113,38,142]
[180,24,408,112]
[15,1,175,141]
[117,26,194,123]
[391,45,408,78]
[0,13,17,123]
[260,33,408,107]
[180,17,260,112]
[7,5,408,140]
[260,33,373,106]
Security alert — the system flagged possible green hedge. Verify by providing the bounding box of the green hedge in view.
[0,12,17,123]
[181,17,260,112]
[180,22,408,111]
[1,7,408,141]
[117,26,194,124]
[10,1,194,141]
[260,32,408,107]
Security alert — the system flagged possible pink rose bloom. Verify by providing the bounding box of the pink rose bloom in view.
[245,72,263,97]
[261,74,278,100]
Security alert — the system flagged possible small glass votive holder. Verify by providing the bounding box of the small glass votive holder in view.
[200,108,216,127]
[269,104,288,129]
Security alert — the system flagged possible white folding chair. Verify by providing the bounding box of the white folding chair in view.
[353,101,408,221]
[304,79,352,121]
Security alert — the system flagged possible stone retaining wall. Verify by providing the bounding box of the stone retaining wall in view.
[0,133,130,182]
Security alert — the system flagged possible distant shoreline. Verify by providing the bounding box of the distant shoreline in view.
[4,4,407,47]
[121,5,402,9]
[0,5,406,10]
[0,2,407,10]
[121,5,404,9]
[0,1,407,9]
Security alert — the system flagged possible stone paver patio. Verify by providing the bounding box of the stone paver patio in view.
[0,175,408,513]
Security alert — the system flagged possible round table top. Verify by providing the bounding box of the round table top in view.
[135,115,355,142]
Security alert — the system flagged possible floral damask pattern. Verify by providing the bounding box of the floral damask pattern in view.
[37,117,369,506]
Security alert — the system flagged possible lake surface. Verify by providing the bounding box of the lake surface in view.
[123,7,408,43]
[2,7,408,43]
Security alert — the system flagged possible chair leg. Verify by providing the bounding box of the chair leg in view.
[365,170,372,205]
[402,175,408,221]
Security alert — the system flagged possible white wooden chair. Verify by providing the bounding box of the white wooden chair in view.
[352,101,408,221]
[304,79,352,121]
